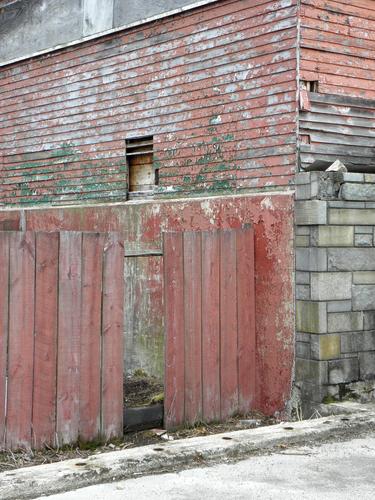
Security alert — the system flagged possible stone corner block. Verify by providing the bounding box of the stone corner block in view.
[296,301,327,334]
[295,200,327,225]
[295,358,328,385]
[311,334,341,361]
[296,248,327,272]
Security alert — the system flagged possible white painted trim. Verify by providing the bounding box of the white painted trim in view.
[0,0,219,68]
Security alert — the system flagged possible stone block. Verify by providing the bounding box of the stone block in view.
[328,248,375,271]
[353,285,375,311]
[311,334,341,360]
[359,352,375,380]
[296,341,310,359]
[296,226,310,236]
[296,301,327,333]
[340,183,375,201]
[328,201,365,209]
[295,358,328,385]
[298,382,328,403]
[296,271,310,285]
[296,248,327,271]
[341,332,362,354]
[328,358,359,384]
[364,174,375,183]
[353,272,375,284]
[342,331,375,353]
[362,331,375,351]
[310,272,352,301]
[311,226,354,247]
[296,285,310,300]
[296,235,310,247]
[296,332,310,342]
[295,184,311,200]
[355,234,373,247]
[295,172,311,185]
[327,312,363,333]
[355,226,373,234]
[327,300,352,312]
[329,208,375,225]
[364,311,375,330]
[342,173,365,183]
[295,201,327,225]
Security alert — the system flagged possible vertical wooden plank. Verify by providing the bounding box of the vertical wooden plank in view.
[32,232,59,448]
[6,232,35,449]
[163,232,185,429]
[56,232,82,446]
[101,232,124,440]
[236,227,256,415]
[220,230,238,420]
[0,232,9,448]
[201,231,220,422]
[80,233,105,442]
[183,231,202,426]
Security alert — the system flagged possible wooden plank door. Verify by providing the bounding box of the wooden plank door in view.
[163,227,256,429]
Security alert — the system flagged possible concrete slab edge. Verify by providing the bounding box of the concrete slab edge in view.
[1,406,374,500]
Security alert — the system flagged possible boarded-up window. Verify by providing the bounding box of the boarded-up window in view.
[126,136,157,194]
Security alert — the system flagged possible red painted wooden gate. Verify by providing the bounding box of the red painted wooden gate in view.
[163,227,256,429]
[0,231,124,450]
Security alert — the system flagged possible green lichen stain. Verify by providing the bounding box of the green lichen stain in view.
[51,143,75,158]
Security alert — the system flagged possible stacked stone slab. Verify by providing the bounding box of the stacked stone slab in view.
[295,171,375,403]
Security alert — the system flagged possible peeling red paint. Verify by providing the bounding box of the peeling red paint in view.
[3,192,295,415]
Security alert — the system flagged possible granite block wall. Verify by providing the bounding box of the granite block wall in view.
[295,171,375,403]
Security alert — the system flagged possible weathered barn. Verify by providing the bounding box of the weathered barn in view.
[0,0,374,448]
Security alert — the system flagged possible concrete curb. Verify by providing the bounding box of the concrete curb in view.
[1,404,374,500]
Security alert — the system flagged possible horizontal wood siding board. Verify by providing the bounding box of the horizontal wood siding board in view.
[299,91,375,171]
[300,0,375,99]
[0,0,297,205]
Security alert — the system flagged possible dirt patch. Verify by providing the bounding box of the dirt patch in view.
[0,412,277,473]
[124,374,164,408]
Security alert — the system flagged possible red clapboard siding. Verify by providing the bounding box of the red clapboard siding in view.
[0,0,298,206]
[0,231,124,451]
[163,227,256,429]
[300,0,375,99]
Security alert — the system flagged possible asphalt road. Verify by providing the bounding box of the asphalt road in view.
[39,435,375,500]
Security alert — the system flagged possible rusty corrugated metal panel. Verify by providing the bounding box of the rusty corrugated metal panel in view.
[299,92,375,171]
[0,0,298,206]
[300,0,375,99]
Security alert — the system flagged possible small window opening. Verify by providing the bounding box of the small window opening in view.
[301,80,319,93]
[126,136,157,195]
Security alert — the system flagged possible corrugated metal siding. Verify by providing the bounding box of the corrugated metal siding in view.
[299,92,375,171]
[0,0,298,206]
[300,0,375,99]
